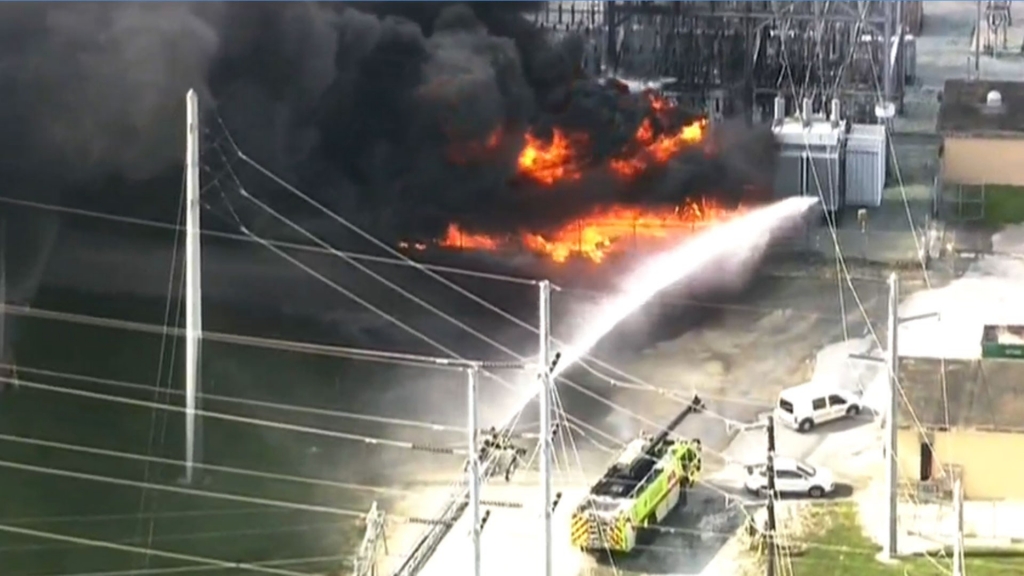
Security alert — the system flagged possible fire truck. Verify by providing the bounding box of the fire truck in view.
[570,395,704,554]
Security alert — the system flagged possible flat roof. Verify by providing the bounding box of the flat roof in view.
[937,79,1024,137]
[982,324,1024,346]
[898,357,1024,431]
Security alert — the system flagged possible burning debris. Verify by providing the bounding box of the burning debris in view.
[402,90,751,264]
[1,2,777,271]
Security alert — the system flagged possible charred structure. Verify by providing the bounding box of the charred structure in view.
[531,1,920,124]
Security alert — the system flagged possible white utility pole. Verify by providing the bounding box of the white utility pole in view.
[849,272,939,562]
[354,501,387,576]
[538,280,553,576]
[184,88,204,485]
[467,365,482,576]
[953,478,965,576]
[884,272,899,559]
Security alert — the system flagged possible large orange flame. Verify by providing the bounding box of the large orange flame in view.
[517,129,584,185]
[430,198,742,264]
[609,117,707,178]
[406,93,740,263]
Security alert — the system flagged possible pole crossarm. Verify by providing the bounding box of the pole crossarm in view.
[433,359,532,371]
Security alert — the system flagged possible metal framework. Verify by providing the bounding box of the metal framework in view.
[530,1,917,123]
[982,0,1013,55]
[354,502,388,576]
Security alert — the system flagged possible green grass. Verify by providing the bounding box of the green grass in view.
[0,289,380,575]
[789,503,1024,576]
[981,185,1024,227]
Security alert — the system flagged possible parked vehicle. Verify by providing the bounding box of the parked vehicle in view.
[774,382,862,432]
[744,457,836,498]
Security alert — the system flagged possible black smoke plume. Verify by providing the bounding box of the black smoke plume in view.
[0,1,777,245]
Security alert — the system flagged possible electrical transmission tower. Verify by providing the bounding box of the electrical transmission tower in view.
[530,1,913,123]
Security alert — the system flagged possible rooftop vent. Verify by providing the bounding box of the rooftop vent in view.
[982,89,1005,115]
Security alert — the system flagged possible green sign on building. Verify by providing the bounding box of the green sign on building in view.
[981,325,1024,360]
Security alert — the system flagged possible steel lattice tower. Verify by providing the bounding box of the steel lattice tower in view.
[529,1,915,122]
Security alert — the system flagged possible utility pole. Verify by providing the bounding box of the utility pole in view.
[766,414,778,576]
[848,272,939,562]
[354,501,386,576]
[467,365,482,576]
[883,0,893,104]
[976,0,983,75]
[895,0,904,112]
[184,88,204,485]
[538,279,553,576]
[884,272,899,559]
[953,477,965,576]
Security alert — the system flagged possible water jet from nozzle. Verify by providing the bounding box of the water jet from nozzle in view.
[504,196,819,425]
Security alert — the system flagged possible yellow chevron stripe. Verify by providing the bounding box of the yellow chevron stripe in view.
[570,514,590,548]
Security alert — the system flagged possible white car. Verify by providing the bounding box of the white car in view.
[774,382,863,432]
[743,457,836,498]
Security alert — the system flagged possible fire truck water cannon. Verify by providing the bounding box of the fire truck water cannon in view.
[570,394,705,554]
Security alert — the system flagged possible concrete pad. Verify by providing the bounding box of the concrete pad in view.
[416,473,587,576]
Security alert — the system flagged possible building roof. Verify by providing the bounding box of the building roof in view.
[938,79,1024,137]
[981,324,1024,360]
[898,357,1024,431]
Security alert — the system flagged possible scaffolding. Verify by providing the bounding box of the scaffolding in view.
[530,1,917,123]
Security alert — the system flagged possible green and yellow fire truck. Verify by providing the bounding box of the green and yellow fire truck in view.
[570,395,704,553]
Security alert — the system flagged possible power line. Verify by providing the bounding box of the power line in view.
[0,521,351,553]
[4,508,294,526]
[209,86,903,576]
[0,430,519,514]
[2,376,465,456]
[0,457,443,525]
[0,433,420,499]
[137,170,187,569]
[213,134,760,444]
[0,195,537,286]
[208,126,798,444]
[556,284,842,320]
[3,291,776,414]
[779,21,954,574]
[4,363,467,434]
[0,523,310,576]
[51,553,352,576]
[1,293,620,451]
[0,303,471,369]
[211,134,804,495]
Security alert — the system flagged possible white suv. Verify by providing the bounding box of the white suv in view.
[744,457,836,498]
[774,382,862,432]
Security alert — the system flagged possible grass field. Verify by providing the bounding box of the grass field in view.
[0,289,397,575]
[789,503,1024,576]
[981,185,1024,227]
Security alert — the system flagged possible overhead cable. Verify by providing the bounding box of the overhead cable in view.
[0,457,444,525]
[52,552,351,576]
[0,432,419,498]
[1,376,465,456]
[215,129,787,436]
[0,303,467,369]
[0,195,536,286]
[0,523,311,576]
[3,363,466,434]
